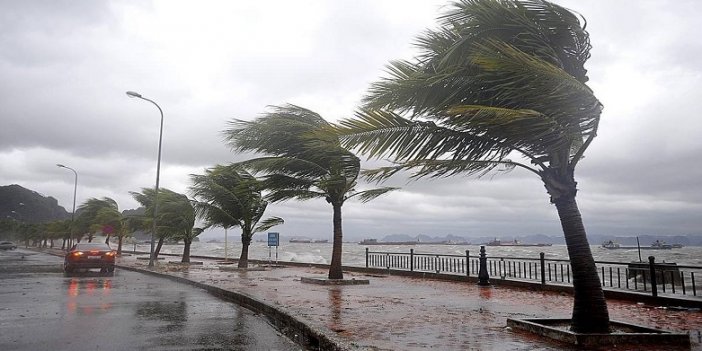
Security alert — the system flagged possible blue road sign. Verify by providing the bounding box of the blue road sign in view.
[268,232,279,247]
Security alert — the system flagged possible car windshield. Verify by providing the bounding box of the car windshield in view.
[74,243,112,251]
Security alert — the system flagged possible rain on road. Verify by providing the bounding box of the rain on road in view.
[0,249,300,351]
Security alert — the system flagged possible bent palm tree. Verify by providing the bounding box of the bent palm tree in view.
[190,164,283,268]
[130,188,193,260]
[155,191,198,263]
[224,105,396,279]
[76,197,120,244]
[334,0,608,333]
[94,206,128,254]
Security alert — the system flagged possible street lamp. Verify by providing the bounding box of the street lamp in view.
[126,90,163,268]
[57,164,78,249]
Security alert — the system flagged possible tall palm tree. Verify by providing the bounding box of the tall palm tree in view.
[224,105,396,279]
[190,164,284,268]
[130,188,197,261]
[94,206,133,255]
[129,188,182,259]
[333,0,607,333]
[76,197,120,244]
[156,191,198,263]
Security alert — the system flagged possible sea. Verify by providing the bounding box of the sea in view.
[129,241,702,267]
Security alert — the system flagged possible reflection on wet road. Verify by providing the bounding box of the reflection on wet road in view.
[0,249,299,350]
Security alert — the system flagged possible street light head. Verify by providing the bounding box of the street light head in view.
[57,164,65,168]
[126,91,142,98]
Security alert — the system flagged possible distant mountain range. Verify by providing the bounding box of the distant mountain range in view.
[0,184,69,223]
[377,233,701,246]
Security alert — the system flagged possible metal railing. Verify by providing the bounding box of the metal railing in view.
[365,247,701,299]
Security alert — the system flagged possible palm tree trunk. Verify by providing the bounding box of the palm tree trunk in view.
[117,236,123,255]
[182,238,191,263]
[328,203,344,280]
[238,228,252,268]
[154,237,164,260]
[554,194,610,333]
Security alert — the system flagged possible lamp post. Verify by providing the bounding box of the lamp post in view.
[126,91,163,268]
[57,164,78,249]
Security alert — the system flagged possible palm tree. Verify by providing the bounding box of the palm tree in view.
[333,0,608,333]
[130,188,197,261]
[76,197,120,244]
[93,205,135,255]
[157,191,197,263]
[224,105,396,279]
[130,188,163,258]
[190,164,284,268]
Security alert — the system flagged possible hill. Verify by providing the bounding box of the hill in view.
[0,184,70,223]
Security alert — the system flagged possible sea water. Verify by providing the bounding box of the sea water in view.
[133,241,702,267]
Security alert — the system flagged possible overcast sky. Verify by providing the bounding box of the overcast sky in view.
[2,0,700,241]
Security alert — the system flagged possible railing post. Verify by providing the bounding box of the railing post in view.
[365,247,369,268]
[500,258,505,279]
[466,250,470,277]
[540,252,546,286]
[649,256,658,297]
[410,249,414,272]
[478,246,490,286]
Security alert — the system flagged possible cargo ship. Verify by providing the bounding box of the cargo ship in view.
[485,239,552,247]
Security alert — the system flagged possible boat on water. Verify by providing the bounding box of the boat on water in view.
[601,240,683,250]
[485,239,552,247]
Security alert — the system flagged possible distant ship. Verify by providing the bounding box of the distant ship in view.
[600,240,683,250]
[486,239,552,247]
[289,238,329,244]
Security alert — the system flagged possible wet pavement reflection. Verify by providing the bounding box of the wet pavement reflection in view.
[0,249,300,351]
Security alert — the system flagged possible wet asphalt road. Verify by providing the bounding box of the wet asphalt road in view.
[0,249,301,351]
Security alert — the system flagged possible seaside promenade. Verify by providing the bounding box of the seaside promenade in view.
[106,252,702,351]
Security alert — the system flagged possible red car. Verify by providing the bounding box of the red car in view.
[64,242,116,273]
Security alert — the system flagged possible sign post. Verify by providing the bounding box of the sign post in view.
[267,232,279,266]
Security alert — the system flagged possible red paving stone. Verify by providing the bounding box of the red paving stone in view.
[118,254,700,351]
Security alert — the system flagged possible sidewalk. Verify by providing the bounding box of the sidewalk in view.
[112,253,701,351]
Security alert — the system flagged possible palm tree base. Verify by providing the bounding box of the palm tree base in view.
[301,276,369,285]
[506,318,690,348]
